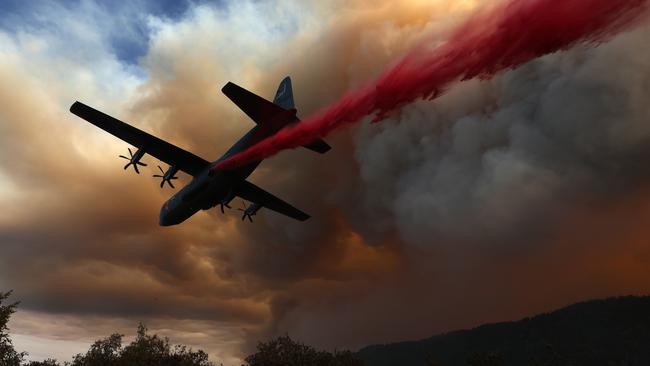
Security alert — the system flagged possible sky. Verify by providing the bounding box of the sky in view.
[0,0,649,364]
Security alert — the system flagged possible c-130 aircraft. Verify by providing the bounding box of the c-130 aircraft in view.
[70,77,330,226]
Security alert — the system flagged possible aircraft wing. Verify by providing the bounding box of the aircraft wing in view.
[70,101,210,176]
[235,180,310,221]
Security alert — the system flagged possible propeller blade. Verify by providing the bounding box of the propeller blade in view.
[128,148,133,157]
[119,155,129,160]
[123,163,130,170]
[158,166,165,174]
[134,164,140,174]
[168,180,175,189]
[220,204,225,214]
[248,215,253,223]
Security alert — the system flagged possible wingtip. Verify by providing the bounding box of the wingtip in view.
[221,81,235,94]
[69,101,83,114]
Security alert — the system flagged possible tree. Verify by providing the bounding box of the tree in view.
[71,333,122,366]
[71,323,212,366]
[118,323,211,366]
[117,323,169,366]
[0,291,26,366]
[245,335,364,366]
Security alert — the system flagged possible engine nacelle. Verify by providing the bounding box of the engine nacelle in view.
[153,165,179,189]
[214,189,237,213]
[240,202,262,222]
[246,203,261,215]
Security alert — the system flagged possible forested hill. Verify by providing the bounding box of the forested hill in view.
[357,295,650,366]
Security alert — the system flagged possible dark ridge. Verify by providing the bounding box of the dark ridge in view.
[357,295,650,366]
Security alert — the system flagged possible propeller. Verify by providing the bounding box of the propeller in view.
[153,165,179,189]
[237,201,256,223]
[119,147,147,174]
[218,190,236,214]
[219,201,231,214]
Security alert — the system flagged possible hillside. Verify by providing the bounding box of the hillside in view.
[357,296,650,366]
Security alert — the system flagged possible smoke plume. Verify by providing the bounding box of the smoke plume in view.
[214,0,648,171]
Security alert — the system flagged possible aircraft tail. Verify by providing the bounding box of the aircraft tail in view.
[273,76,295,110]
[222,77,331,154]
[274,77,330,154]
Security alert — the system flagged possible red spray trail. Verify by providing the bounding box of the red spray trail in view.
[213,0,648,172]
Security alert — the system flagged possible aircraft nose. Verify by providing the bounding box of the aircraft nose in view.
[159,215,171,227]
[159,206,184,226]
[159,207,174,227]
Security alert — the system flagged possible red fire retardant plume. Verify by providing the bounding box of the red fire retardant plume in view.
[213,0,648,172]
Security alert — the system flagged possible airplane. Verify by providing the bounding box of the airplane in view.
[70,76,330,226]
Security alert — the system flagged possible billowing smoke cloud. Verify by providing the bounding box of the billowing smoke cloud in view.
[215,0,648,171]
[1,0,650,364]
[274,12,650,351]
[349,25,650,248]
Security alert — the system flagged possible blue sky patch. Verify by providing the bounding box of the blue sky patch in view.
[0,0,223,65]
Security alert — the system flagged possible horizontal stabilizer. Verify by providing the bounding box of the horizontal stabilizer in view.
[222,82,294,125]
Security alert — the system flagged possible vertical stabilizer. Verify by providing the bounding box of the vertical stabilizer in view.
[273,76,294,110]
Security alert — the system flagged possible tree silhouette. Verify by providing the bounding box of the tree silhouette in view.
[71,323,212,366]
[0,291,26,366]
[245,335,364,366]
[71,333,122,366]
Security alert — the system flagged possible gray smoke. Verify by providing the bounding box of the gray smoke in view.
[349,24,650,249]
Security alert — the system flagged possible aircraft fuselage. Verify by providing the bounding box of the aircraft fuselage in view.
[159,123,271,226]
